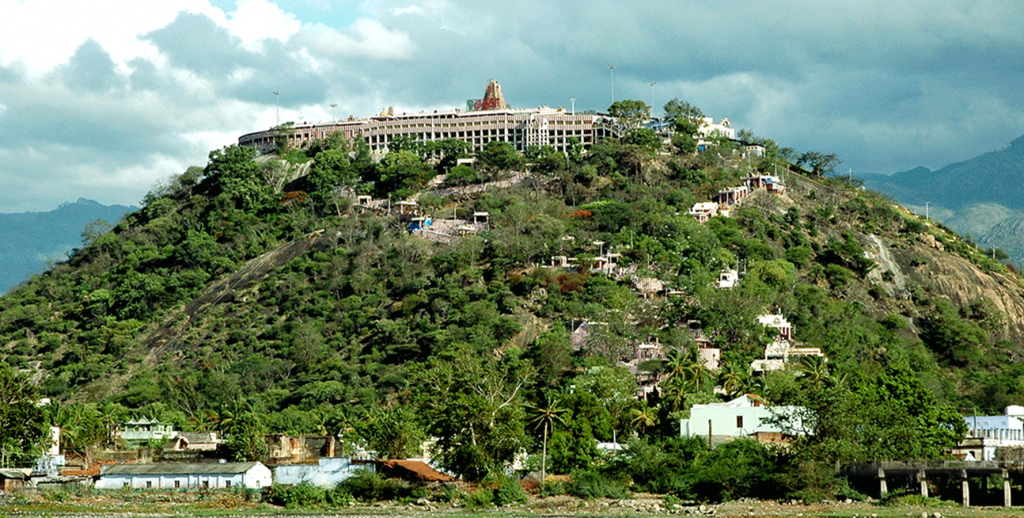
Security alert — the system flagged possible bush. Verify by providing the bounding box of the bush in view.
[464,487,494,508]
[337,470,411,501]
[493,477,527,506]
[269,482,326,508]
[567,469,631,499]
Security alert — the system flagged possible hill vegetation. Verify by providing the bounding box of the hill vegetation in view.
[2,101,1023,501]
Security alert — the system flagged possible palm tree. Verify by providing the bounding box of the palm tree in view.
[630,401,659,436]
[796,355,831,389]
[681,357,712,392]
[524,392,567,485]
[718,362,748,399]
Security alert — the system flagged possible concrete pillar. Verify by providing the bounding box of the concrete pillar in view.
[918,469,928,498]
[879,468,888,496]
[962,469,970,507]
[1005,469,1012,507]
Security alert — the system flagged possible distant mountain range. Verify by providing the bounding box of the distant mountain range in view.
[860,135,1024,264]
[0,199,137,293]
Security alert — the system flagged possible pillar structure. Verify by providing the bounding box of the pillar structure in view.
[878,468,887,496]
[918,469,928,498]
[1004,469,1012,507]
[962,469,970,507]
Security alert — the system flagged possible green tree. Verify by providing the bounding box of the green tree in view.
[608,99,651,129]
[360,405,424,459]
[663,98,704,122]
[797,151,841,177]
[0,367,49,466]
[225,411,269,461]
[204,145,275,213]
[416,343,534,480]
[477,141,524,174]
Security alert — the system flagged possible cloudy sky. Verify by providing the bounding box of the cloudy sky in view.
[2,0,1023,213]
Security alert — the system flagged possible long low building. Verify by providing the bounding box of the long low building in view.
[95,462,272,490]
[239,80,623,155]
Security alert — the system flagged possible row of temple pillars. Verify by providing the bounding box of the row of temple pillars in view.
[879,468,1012,507]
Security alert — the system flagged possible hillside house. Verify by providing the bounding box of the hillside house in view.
[119,417,178,445]
[746,174,785,194]
[688,202,719,223]
[95,462,272,490]
[680,395,806,446]
[717,269,739,289]
[717,185,749,206]
[750,314,825,372]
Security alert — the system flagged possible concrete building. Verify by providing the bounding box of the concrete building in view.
[274,458,371,488]
[750,314,826,372]
[239,80,623,155]
[680,395,806,445]
[119,417,178,445]
[951,407,1024,461]
[688,202,719,224]
[95,462,272,490]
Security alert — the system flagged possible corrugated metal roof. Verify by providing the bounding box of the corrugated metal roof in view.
[101,462,259,476]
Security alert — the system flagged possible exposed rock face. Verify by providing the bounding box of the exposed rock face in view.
[892,239,1024,341]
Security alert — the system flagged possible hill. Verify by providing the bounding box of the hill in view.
[861,135,1024,265]
[0,198,137,294]
[1,132,1022,499]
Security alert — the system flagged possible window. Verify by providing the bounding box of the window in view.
[123,482,130,488]
[225,481,232,488]
[736,415,744,429]
[174,481,180,489]
[146,481,152,488]
[202,481,209,488]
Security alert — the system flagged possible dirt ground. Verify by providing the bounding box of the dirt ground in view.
[3,490,1023,518]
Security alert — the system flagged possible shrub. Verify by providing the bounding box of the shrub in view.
[464,487,494,508]
[493,477,527,506]
[567,469,631,499]
[337,470,411,501]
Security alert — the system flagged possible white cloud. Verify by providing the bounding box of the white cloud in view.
[293,18,415,60]
[224,0,302,49]
[391,5,423,15]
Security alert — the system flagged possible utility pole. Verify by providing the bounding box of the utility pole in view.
[330,103,338,121]
[273,91,281,127]
[608,64,616,104]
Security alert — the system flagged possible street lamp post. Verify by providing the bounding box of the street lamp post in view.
[649,82,657,115]
[608,65,616,104]
[273,91,281,127]
[570,98,575,115]
[330,103,338,121]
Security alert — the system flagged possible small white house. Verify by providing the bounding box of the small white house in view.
[680,395,807,445]
[95,462,272,490]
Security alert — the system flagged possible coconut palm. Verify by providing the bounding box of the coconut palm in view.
[524,391,567,485]
[629,401,659,436]
[718,362,748,399]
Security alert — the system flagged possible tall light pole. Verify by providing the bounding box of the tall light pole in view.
[649,81,657,117]
[608,65,616,104]
[330,103,338,121]
[570,98,575,115]
[273,91,281,127]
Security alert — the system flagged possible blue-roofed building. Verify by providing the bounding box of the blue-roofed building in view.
[953,406,1024,461]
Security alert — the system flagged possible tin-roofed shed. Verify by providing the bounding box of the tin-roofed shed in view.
[95,462,272,490]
